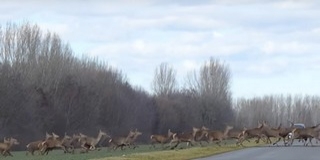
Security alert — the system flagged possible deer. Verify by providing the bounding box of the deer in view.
[169,127,200,150]
[227,127,250,146]
[259,121,283,146]
[26,132,54,155]
[78,130,109,153]
[205,125,233,146]
[40,132,68,155]
[239,122,265,145]
[150,129,175,149]
[109,130,136,150]
[26,140,44,155]
[126,129,142,149]
[193,126,210,146]
[276,122,296,146]
[291,124,320,146]
[61,133,81,154]
[0,137,19,157]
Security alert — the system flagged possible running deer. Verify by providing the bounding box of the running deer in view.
[126,129,142,149]
[169,127,201,149]
[193,126,210,146]
[61,133,81,154]
[78,130,109,153]
[205,126,233,146]
[26,132,54,155]
[0,137,19,157]
[259,121,283,146]
[40,132,68,155]
[239,122,265,145]
[150,129,175,149]
[227,127,250,146]
[291,123,320,146]
[109,130,136,150]
[278,124,295,146]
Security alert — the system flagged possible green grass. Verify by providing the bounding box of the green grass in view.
[94,140,262,160]
[4,140,261,160]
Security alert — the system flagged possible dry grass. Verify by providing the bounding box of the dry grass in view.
[92,141,262,160]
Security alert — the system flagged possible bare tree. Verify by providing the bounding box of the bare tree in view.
[0,22,158,150]
[186,58,233,128]
[152,63,177,96]
[234,95,320,129]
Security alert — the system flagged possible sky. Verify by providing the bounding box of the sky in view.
[1,0,320,98]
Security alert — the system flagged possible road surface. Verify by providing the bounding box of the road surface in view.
[196,143,320,160]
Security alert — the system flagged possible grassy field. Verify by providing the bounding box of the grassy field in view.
[5,141,261,160]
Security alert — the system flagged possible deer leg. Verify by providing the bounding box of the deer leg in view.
[71,146,75,154]
[255,137,260,143]
[150,141,155,149]
[308,138,313,146]
[236,137,243,146]
[283,137,288,146]
[7,151,13,157]
[170,140,180,150]
[303,138,309,146]
[169,139,176,149]
[273,137,281,146]
[186,142,190,147]
[133,143,138,149]
[189,140,195,147]
[216,140,222,147]
[267,137,272,144]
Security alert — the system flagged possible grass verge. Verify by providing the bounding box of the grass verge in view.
[93,141,262,160]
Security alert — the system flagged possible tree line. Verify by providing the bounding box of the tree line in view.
[0,22,319,150]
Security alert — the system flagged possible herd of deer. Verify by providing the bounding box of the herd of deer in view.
[147,121,320,149]
[1,121,320,157]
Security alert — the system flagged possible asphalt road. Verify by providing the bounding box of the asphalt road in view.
[195,142,320,160]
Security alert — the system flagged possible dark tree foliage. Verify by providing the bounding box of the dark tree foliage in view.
[0,23,157,149]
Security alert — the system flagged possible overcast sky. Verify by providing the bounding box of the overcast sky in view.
[1,0,320,98]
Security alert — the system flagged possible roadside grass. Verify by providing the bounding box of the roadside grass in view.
[93,140,263,160]
[5,140,262,160]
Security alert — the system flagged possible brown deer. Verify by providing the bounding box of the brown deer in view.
[126,129,142,149]
[259,122,283,145]
[78,130,109,152]
[239,122,265,145]
[277,123,295,146]
[227,127,250,146]
[109,130,136,150]
[0,137,19,157]
[26,140,43,155]
[169,127,200,149]
[150,129,175,149]
[205,126,233,146]
[61,133,81,154]
[26,132,55,155]
[193,126,210,146]
[40,132,68,155]
[291,124,320,146]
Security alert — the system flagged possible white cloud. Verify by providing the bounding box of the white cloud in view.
[37,23,70,36]
[272,0,313,9]
[1,0,320,97]
[132,40,147,52]
[247,58,289,75]
[212,31,224,38]
[261,41,275,54]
